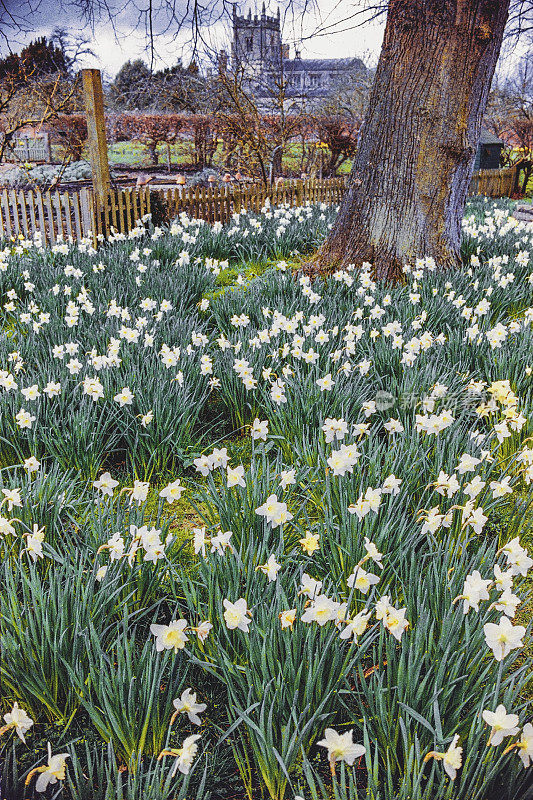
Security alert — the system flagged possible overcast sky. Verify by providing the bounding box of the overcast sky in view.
[2,0,386,78]
[1,0,524,81]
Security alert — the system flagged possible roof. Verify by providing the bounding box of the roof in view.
[283,57,365,72]
[479,128,504,146]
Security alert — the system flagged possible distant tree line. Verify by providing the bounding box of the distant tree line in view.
[108,59,210,114]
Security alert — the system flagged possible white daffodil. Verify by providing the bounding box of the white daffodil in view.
[492,589,521,618]
[301,594,340,626]
[499,537,532,577]
[93,471,119,497]
[159,479,185,504]
[150,619,189,652]
[453,570,491,614]
[140,410,154,427]
[99,532,124,561]
[483,617,525,661]
[347,566,380,594]
[29,743,69,793]
[279,609,297,629]
[482,704,520,746]
[251,418,269,440]
[256,553,281,582]
[227,465,246,488]
[223,598,252,632]
[15,408,36,429]
[1,488,22,511]
[25,525,45,561]
[382,474,402,495]
[0,516,16,536]
[340,611,371,642]
[382,605,409,640]
[424,734,463,780]
[192,527,207,556]
[489,477,513,498]
[210,529,233,555]
[493,564,514,593]
[299,573,322,598]
[159,734,201,776]
[299,530,320,555]
[114,386,134,406]
[317,728,365,772]
[456,454,481,474]
[515,723,533,768]
[316,373,335,391]
[193,621,213,643]
[172,688,207,726]
[1,702,34,742]
[23,456,40,473]
[255,495,293,527]
[279,468,296,489]
[363,537,383,567]
[130,480,150,504]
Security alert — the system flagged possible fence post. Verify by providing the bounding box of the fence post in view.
[81,69,110,206]
[43,132,52,164]
[296,179,304,207]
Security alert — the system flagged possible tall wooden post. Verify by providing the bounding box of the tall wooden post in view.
[81,69,110,205]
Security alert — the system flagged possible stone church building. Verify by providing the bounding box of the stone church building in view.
[229,4,366,107]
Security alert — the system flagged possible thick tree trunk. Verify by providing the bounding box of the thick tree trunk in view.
[313,0,510,281]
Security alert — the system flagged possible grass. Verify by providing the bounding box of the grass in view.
[50,140,354,175]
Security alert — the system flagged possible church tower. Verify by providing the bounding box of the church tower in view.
[231,4,282,76]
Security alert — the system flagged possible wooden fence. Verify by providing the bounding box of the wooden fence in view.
[0,178,347,246]
[5,134,52,164]
[468,166,517,198]
[0,169,519,248]
[153,176,347,224]
[0,187,94,245]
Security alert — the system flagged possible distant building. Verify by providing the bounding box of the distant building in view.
[229,4,366,107]
[231,5,283,75]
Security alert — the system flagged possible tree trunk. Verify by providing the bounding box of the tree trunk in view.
[313,0,510,281]
[145,141,158,165]
[271,146,283,178]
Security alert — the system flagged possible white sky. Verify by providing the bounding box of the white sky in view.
[27,1,386,78]
[7,0,523,81]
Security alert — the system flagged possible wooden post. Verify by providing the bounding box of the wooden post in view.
[81,69,110,205]
[43,132,52,164]
[296,178,304,207]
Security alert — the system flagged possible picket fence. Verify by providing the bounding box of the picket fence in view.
[0,178,346,247]
[5,134,52,164]
[469,166,517,198]
[0,168,519,248]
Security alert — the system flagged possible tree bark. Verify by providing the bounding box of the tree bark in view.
[312,0,510,281]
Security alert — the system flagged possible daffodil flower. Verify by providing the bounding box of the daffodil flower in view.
[26,743,69,793]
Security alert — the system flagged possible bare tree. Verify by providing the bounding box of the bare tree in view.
[216,57,305,185]
[49,27,96,75]
[0,51,80,163]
